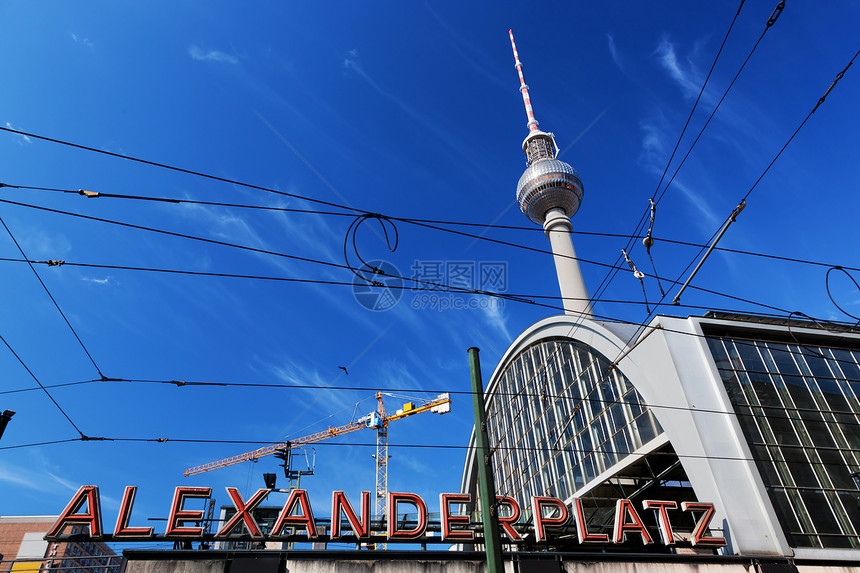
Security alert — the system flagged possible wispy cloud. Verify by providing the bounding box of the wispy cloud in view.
[637,117,719,228]
[655,37,701,98]
[5,122,31,145]
[607,34,625,73]
[81,276,112,286]
[19,226,72,258]
[342,50,480,165]
[45,471,82,493]
[188,46,238,65]
[423,3,509,91]
[0,462,79,494]
[671,179,720,228]
[481,301,511,341]
[70,33,94,48]
[270,359,358,433]
[638,118,667,170]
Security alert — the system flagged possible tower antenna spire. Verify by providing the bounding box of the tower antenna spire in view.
[509,29,539,133]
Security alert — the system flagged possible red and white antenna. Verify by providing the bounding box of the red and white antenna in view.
[509,29,539,133]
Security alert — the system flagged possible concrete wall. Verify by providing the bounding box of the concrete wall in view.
[123,551,860,573]
[124,555,512,573]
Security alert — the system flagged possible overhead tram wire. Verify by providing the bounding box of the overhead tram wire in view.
[0,213,106,379]
[54,258,796,312]
[587,29,856,395]
[11,370,860,418]
[0,187,829,320]
[7,308,860,409]
[0,3,781,316]
[6,183,860,273]
[0,183,638,277]
[0,196,618,304]
[0,195,838,402]
[0,126,367,215]
[0,196,536,303]
[671,46,860,306]
[651,0,749,208]
[0,3,765,350]
[652,0,785,209]
[583,0,749,322]
[0,248,797,316]
[0,331,88,438]
[591,0,784,322]
[0,183,357,218]
[4,56,852,407]
[1,433,855,472]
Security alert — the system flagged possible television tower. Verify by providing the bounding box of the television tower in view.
[509,29,593,317]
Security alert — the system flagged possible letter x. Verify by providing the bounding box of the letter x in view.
[216,488,270,539]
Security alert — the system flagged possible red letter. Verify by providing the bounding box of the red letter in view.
[642,500,677,546]
[532,497,568,542]
[215,488,270,539]
[166,487,211,537]
[573,498,608,543]
[46,485,103,539]
[613,499,653,544]
[496,496,522,542]
[681,502,726,547]
[331,491,371,540]
[272,489,317,538]
[387,492,427,539]
[113,486,153,538]
[440,493,473,541]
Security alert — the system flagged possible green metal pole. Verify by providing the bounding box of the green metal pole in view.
[468,347,504,573]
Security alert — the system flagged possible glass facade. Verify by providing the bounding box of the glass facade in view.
[485,337,663,512]
[707,333,860,549]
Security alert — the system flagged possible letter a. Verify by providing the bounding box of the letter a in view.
[46,485,103,540]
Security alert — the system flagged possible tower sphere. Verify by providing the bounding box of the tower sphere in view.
[516,133,584,226]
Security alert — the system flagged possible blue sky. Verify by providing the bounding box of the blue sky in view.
[1,1,858,544]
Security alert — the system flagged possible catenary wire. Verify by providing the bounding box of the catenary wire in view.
[652,1,785,209]
[5,322,860,415]
[3,51,854,436]
[663,46,859,309]
[826,267,860,322]
[1,435,854,472]
[0,16,852,478]
[0,214,105,378]
[0,197,581,305]
[6,182,860,273]
[0,331,86,437]
[588,44,860,393]
[0,250,799,317]
[588,0,786,331]
[650,0,748,207]
[0,126,366,215]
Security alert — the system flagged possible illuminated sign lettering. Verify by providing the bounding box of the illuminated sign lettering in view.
[45,485,726,548]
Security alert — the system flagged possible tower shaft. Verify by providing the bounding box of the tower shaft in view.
[544,209,593,316]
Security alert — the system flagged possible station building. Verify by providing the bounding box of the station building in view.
[461,311,860,561]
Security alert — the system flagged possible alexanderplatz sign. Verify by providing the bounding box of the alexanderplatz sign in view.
[45,485,726,548]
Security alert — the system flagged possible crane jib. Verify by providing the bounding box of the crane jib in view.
[183,394,451,476]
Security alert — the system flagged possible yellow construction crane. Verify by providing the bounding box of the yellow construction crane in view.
[184,392,451,539]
